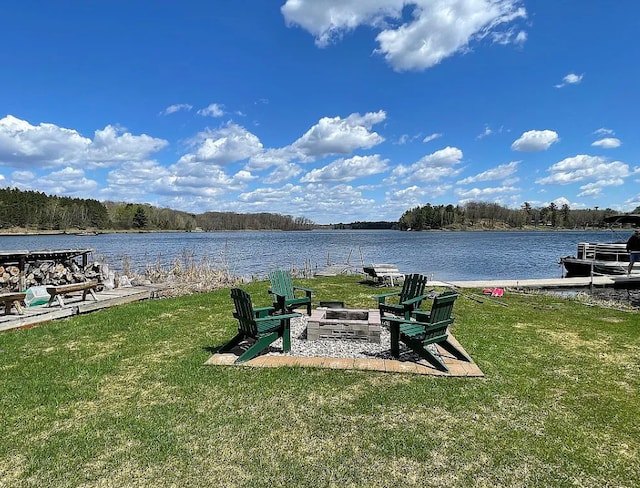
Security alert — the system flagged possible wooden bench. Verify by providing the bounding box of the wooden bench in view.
[0,292,26,315]
[46,281,99,307]
[362,263,405,286]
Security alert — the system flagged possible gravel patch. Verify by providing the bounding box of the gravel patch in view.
[265,315,436,361]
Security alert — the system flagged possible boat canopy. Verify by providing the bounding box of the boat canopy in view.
[603,214,640,226]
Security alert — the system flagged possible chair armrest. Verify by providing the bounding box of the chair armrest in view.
[254,306,275,318]
[293,285,314,293]
[293,286,314,298]
[412,310,431,322]
[383,316,413,325]
[256,312,301,323]
[401,294,428,306]
[372,291,399,304]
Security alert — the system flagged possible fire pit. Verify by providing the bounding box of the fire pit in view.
[307,307,381,343]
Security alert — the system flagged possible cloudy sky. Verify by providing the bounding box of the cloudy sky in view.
[1,1,639,224]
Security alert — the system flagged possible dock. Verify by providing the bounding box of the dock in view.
[431,276,616,289]
[0,285,160,332]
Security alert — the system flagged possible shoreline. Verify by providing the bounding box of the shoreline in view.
[0,226,622,236]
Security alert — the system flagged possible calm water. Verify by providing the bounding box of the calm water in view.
[0,229,628,281]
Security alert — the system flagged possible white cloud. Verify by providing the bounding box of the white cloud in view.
[555,72,583,88]
[106,161,170,187]
[0,115,90,167]
[160,104,193,115]
[385,183,451,206]
[87,125,169,166]
[594,127,614,136]
[152,166,256,198]
[301,154,389,182]
[0,115,167,169]
[536,154,631,185]
[11,170,35,182]
[457,161,519,184]
[492,28,527,45]
[547,197,571,208]
[236,182,376,222]
[423,132,442,143]
[477,126,494,140]
[391,146,463,183]
[247,147,301,171]
[37,167,99,196]
[455,185,519,199]
[197,103,225,117]
[182,123,263,165]
[246,111,386,172]
[511,129,559,152]
[282,0,527,72]
[292,111,386,157]
[104,159,254,201]
[264,163,303,184]
[591,137,621,149]
[577,178,624,197]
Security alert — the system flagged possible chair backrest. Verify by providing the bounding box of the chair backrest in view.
[428,290,458,325]
[269,270,295,299]
[399,273,429,303]
[230,288,258,337]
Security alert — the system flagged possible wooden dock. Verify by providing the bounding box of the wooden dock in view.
[0,285,160,332]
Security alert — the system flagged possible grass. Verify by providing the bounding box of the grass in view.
[1,275,639,487]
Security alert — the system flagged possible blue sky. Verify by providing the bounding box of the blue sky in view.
[1,1,639,224]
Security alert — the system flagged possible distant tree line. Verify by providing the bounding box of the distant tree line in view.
[0,188,315,232]
[0,188,110,230]
[196,212,314,231]
[333,221,397,230]
[399,201,640,231]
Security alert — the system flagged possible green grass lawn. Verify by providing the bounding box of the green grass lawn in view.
[1,276,638,487]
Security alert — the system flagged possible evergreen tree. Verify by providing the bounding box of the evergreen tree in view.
[133,206,148,229]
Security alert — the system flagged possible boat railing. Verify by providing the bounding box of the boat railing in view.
[577,243,629,262]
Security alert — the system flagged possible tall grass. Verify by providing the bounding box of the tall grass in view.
[1,276,638,487]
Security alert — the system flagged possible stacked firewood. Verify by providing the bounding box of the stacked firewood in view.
[0,261,105,292]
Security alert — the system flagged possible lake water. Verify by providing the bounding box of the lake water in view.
[0,229,627,281]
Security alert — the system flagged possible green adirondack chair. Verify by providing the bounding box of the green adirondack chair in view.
[372,273,429,319]
[384,290,470,372]
[268,269,314,315]
[219,288,300,363]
